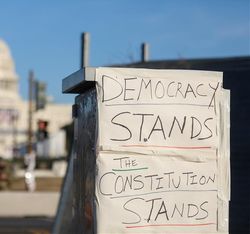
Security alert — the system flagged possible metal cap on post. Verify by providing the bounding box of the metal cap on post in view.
[141,42,149,62]
[81,32,90,68]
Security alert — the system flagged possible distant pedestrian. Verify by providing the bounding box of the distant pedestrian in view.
[24,151,36,192]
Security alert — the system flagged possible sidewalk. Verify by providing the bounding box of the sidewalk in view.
[0,191,59,217]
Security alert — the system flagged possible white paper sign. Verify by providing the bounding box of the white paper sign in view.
[96,68,222,150]
[94,68,230,234]
[96,152,217,233]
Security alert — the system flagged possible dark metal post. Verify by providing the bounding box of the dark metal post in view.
[141,42,149,62]
[27,70,34,154]
[81,32,90,68]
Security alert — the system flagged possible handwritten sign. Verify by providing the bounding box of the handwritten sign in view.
[96,152,217,233]
[96,68,222,149]
[94,68,230,233]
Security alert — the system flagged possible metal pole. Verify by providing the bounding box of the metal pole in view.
[81,32,90,68]
[141,43,149,62]
[27,70,34,154]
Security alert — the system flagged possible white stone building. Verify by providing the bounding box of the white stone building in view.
[0,39,72,159]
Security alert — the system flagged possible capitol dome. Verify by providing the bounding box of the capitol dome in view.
[0,39,19,95]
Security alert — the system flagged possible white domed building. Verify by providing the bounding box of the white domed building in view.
[0,39,72,159]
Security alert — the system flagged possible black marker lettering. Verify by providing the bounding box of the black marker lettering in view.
[110,112,132,141]
[133,113,153,141]
[198,117,213,140]
[176,82,185,98]
[114,175,124,194]
[148,115,166,140]
[155,81,165,99]
[171,203,184,218]
[185,83,196,98]
[166,81,175,97]
[124,77,137,101]
[187,203,199,218]
[196,201,209,220]
[146,198,162,223]
[122,197,144,224]
[208,82,220,112]
[137,79,152,100]
[156,177,163,190]
[196,83,207,97]
[191,116,202,139]
[155,201,169,221]
[168,116,186,137]
[102,75,123,102]
[172,176,181,188]
[99,172,115,196]
[133,175,144,190]
[206,173,216,184]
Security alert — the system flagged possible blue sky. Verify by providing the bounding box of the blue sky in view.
[0,0,249,103]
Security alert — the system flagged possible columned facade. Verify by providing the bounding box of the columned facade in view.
[0,39,72,159]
